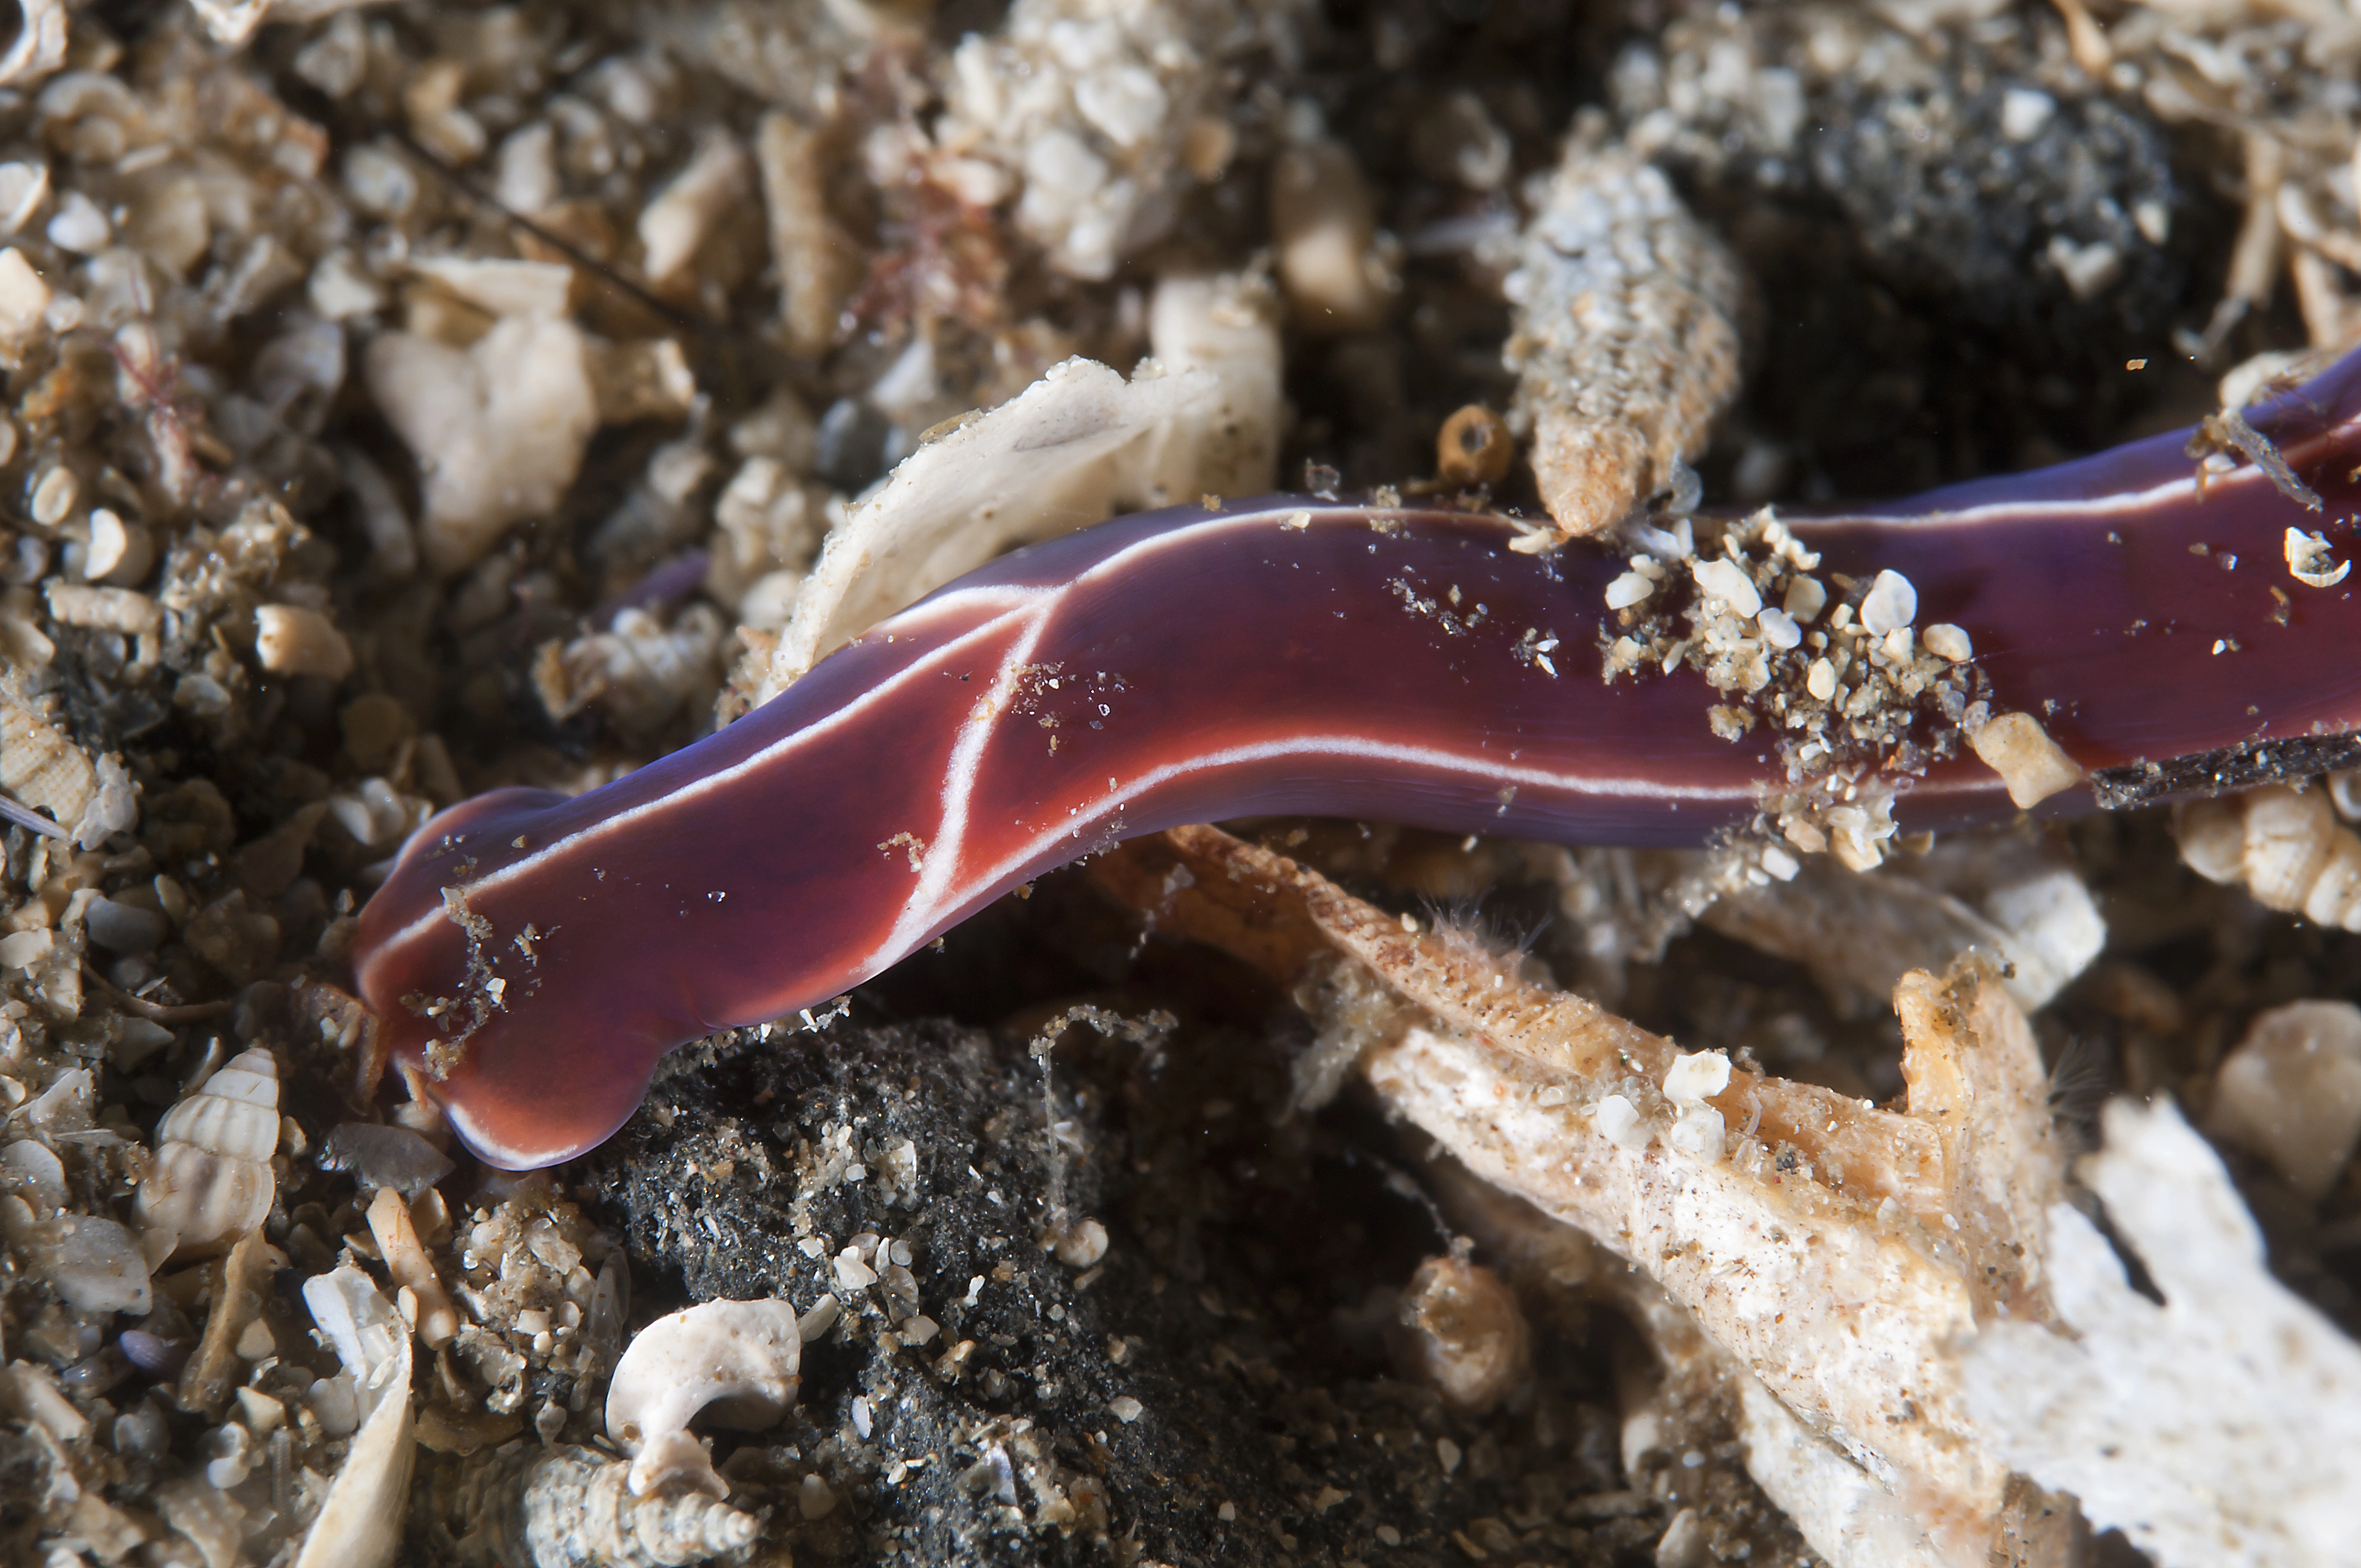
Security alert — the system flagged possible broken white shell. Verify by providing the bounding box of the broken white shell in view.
[2285,526,2352,589]
[135,1047,279,1263]
[0,0,66,90]
[293,1266,414,1568]
[605,1299,801,1498]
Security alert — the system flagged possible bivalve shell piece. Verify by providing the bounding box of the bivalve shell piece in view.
[605,1299,801,1499]
[135,1047,279,1262]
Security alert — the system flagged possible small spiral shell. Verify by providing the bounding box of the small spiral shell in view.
[135,1047,279,1260]
[469,1444,761,1568]
[2174,782,2361,930]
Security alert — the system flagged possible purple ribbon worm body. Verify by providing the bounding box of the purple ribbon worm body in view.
[355,347,2361,1168]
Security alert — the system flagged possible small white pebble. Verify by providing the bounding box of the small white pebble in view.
[1604,571,1655,609]
[1760,843,1800,881]
[1662,1049,1732,1103]
[850,1396,872,1439]
[1881,625,1913,660]
[1782,574,1827,621]
[799,1473,836,1520]
[1806,657,1837,702]
[45,190,110,253]
[1922,622,1973,662]
[1999,87,2056,140]
[1755,606,1801,648]
[1108,1395,1145,1424]
[1437,1436,1464,1473]
[253,604,356,680]
[1219,1501,1239,1522]
[28,464,76,526]
[833,1249,879,1291]
[1592,1093,1647,1152]
[1377,1523,1402,1545]
[1691,558,1761,618]
[797,1295,841,1342]
[1053,1218,1109,1268]
[1858,569,1918,634]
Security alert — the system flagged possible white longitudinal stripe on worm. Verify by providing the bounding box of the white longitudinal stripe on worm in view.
[371,507,1359,960]
[869,599,1057,965]
[1890,410,2355,529]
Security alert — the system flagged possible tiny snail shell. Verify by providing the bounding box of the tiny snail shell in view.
[134,1047,280,1264]
[605,1298,802,1499]
[2174,782,2361,930]
[464,1444,760,1568]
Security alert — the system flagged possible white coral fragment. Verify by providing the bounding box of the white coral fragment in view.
[638,131,751,288]
[1962,1099,2361,1568]
[0,0,64,90]
[606,1299,802,1498]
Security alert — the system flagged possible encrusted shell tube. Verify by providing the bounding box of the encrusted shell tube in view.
[467,1444,761,1568]
[134,1047,279,1262]
[1503,144,1742,545]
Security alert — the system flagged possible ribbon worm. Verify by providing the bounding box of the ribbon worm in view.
[355,347,2361,1168]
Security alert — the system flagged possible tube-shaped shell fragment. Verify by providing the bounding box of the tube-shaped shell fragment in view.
[1504,146,1742,543]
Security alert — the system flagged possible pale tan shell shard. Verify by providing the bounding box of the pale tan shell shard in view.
[0,0,67,89]
[1961,1100,2361,1568]
[1967,711,2085,809]
[605,1299,801,1499]
[1503,145,1742,545]
[135,1047,279,1262]
[1,679,96,834]
[2174,782,2361,931]
[463,1444,760,1568]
